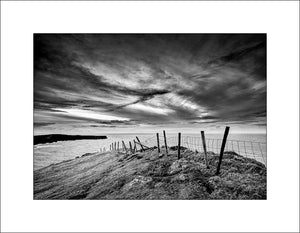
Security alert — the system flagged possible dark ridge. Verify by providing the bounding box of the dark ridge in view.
[34,134,107,145]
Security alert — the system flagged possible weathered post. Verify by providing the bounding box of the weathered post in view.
[178,132,181,159]
[163,130,168,154]
[156,133,160,153]
[122,140,128,153]
[129,141,133,154]
[133,140,137,152]
[136,136,145,152]
[216,126,230,175]
[114,142,117,151]
[201,131,209,168]
[110,144,111,151]
[117,141,120,151]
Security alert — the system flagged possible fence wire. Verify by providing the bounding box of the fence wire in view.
[138,134,266,166]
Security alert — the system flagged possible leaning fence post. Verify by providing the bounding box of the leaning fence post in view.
[156,133,160,153]
[178,132,181,159]
[136,136,145,152]
[163,130,168,154]
[129,141,133,154]
[216,126,230,175]
[201,131,209,168]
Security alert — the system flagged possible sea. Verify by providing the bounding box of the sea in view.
[34,133,267,170]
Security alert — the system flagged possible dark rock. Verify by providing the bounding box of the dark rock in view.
[81,153,92,157]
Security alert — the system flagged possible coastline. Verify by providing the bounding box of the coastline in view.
[34,134,107,145]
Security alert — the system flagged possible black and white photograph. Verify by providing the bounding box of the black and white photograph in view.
[2,1,299,232]
[33,34,267,200]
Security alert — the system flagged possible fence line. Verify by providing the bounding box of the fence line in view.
[106,132,267,167]
[138,134,266,166]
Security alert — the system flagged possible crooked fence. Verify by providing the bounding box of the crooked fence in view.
[140,134,266,166]
[105,128,267,168]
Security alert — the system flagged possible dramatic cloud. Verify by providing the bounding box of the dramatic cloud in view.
[34,34,266,134]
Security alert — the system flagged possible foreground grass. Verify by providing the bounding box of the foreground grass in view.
[34,148,266,200]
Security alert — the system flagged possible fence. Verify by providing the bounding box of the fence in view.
[105,127,267,170]
[139,134,266,166]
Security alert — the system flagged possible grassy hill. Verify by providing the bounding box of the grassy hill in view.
[34,148,266,200]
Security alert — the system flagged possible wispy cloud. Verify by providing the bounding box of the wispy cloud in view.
[34,34,266,134]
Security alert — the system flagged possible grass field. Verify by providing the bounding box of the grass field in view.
[34,147,266,200]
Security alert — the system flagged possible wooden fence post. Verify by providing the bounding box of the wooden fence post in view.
[136,136,145,152]
[163,130,168,154]
[122,140,128,153]
[178,132,181,159]
[117,141,119,151]
[133,140,137,152]
[156,133,160,153]
[129,141,133,154]
[201,131,209,168]
[110,144,111,151]
[216,126,230,175]
[114,142,117,151]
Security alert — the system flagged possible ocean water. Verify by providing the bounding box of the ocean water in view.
[34,133,267,170]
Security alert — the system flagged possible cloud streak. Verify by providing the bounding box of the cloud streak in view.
[34,34,266,134]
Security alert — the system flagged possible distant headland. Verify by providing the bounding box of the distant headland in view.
[34,134,107,145]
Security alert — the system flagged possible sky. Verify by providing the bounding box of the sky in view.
[34,34,266,135]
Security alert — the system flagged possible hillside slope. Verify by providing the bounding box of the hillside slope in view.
[34,148,266,200]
